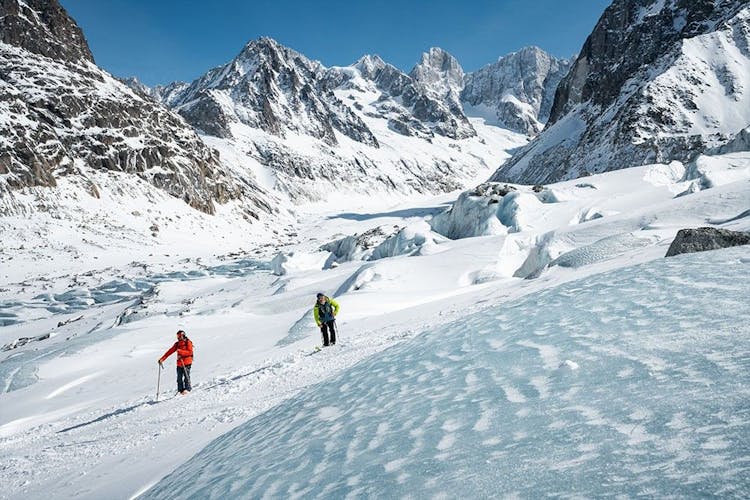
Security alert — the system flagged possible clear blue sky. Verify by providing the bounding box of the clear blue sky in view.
[60,0,612,87]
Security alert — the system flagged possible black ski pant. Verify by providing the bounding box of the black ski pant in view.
[321,320,336,346]
[177,364,192,392]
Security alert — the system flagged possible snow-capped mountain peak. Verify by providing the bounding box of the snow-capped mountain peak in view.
[233,36,323,83]
[461,46,572,135]
[0,0,93,63]
[493,0,750,184]
[409,47,465,99]
[353,54,389,78]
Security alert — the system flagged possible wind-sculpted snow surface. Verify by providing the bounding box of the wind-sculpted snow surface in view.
[145,246,750,498]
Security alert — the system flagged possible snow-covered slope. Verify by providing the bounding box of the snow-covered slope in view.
[0,151,747,499]
[0,0,272,219]
[462,46,572,135]
[144,245,750,499]
[493,0,750,184]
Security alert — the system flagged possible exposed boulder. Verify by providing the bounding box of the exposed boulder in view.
[665,227,750,257]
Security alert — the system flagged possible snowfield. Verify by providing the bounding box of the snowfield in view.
[0,153,749,499]
[145,246,750,499]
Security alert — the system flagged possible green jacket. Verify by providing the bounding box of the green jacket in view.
[313,297,340,326]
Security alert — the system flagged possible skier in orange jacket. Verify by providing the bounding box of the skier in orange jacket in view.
[159,330,193,394]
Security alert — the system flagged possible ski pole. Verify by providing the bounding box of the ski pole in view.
[156,362,163,401]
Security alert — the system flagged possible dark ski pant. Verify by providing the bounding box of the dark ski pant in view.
[321,320,336,346]
[177,364,192,392]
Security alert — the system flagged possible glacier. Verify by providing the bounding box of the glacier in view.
[145,246,750,499]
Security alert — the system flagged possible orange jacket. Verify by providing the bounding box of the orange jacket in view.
[160,338,193,367]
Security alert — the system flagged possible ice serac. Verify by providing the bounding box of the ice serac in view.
[461,47,572,135]
[492,0,750,184]
[0,0,271,217]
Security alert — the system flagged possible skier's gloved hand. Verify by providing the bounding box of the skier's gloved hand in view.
[158,359,163,367]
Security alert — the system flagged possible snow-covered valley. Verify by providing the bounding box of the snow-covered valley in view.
[2,0,750,497]
[1,152,748,499]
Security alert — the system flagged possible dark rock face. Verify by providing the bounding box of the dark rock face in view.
[0,0,93,63]
[0,0,271,216]
[493,0,750,185]
[461,47,572,135]
[665,227,750,257]
[548,0,741,124]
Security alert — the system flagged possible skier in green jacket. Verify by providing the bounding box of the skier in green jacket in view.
[313,293,340,346]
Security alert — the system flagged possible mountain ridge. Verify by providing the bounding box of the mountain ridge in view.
[0,0,276,220]
[492,0,750,184]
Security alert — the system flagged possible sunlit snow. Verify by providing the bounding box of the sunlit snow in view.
[0,153,748,499]
[145,247,750,499]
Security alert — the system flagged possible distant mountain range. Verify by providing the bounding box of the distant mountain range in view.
[1,0,748,219]
[136,39,568,202]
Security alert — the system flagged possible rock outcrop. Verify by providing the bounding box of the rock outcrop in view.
[0,0,272,217]
[665,227,750,257]
[492,0,750,184]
